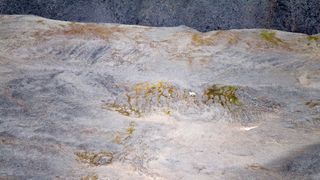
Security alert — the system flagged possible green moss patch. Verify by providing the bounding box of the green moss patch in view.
[307,36,319,41]
[203,85,241,109]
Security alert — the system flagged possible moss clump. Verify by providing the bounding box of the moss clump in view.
[133,81,177,113]
[127,127,135,134]
[127,122,135,135]
[135,81,177,102]
[203,85,241,109]
[164,110,171,116]
[75,151,113,166]
[260,31,284,45]
[307,36,319,41]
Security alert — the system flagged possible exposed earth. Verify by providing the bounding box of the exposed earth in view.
[0,15,320,179]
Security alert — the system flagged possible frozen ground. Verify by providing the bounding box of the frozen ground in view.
[0,15,320,179]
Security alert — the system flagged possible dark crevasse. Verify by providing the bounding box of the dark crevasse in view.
[0,0,319,35]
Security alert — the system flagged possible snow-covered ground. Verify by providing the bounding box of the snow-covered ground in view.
[0,15,320,179]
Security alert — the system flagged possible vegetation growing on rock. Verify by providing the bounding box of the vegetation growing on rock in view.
[113,122,136,144]
[127,122,136,135]
[33,22,125,40]
[75,151,113,166]
[103,102,141,117]
[81,174,98,180]
[104,81,242,117]
[191,33,216,46]
[260,31,284,45]
[307,36,319,41]
[203,85,241,109]
[103,81,178,117]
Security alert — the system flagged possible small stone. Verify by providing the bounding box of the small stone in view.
[92,152,113,166]
[96,155,113,165]
[189,91,196,97]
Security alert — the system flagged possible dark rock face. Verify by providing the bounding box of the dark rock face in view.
[0,0,320,34]
[272,0,320,35]
[0,0,319,34]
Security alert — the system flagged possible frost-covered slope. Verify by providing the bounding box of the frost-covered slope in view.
[0,15,320,179]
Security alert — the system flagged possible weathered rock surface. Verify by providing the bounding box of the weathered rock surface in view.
[0,15,320,179]
[0,0,320,34]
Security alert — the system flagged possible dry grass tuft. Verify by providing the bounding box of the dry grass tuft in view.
[192,33,216,46]
[81,174,98,180]
[36,20,45,25]
[191,31,239,46]
[258,30,292,50]
[260,31,284,45]
[33,22,125,40]
[63,23,123,39]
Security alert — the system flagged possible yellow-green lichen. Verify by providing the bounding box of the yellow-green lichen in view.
[260,31,284,45]
[127,122,135,135]
[113,122,136,144]
[105,81,177,117]
[134,81,175,103]
[204,85,241,109]
[164,110,171,116]
[75,151,113,166]
[307,36,319,41]
[103,102,141,117]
